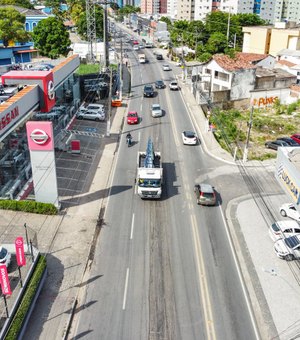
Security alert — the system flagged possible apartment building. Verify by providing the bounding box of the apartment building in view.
[140,0,160,14]
[243,22,300,56]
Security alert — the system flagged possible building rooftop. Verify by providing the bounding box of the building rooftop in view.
[213,53,269,71]
[277,49,300,57]
[255,67,296,79]
[276,59,296,67]
[0,5,48,17]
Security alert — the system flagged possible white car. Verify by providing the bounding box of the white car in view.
[182,131,198,145]
[268,220,300,241]
[79,103,105,113]
[169,81,179,90]
[151,104,163,117]
[0,246,11,267]
[163,64,171,71]
[77,110,105,121]
[274,235,300,260]
[279,203,300,221]
[133,45,139,51]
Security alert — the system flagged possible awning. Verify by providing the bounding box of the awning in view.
[14,49,38,54]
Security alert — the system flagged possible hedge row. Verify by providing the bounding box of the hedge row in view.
[5,255,47,340]
[0,200,57,215]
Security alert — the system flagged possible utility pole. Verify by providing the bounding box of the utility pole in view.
[106,67,113,137]
[119,38,123,100]
[103,1,109,69]
[226,6,231,42]
[86,0,96,63]
[243,106,254,163]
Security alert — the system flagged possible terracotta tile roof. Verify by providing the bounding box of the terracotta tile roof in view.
[213,53,268,71]
[277,59,296,67]
[290,84,300,92]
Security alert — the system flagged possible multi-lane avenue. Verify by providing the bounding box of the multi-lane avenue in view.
[71,37,261,340]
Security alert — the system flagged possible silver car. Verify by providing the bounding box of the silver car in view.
[77,110,105,121]
[151,104,163,117]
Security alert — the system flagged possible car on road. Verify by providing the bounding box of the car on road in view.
[143,85,154,97]
[279,203,300,221]
[133,45,139,51]
[163,64,171,71]
[169,81,179,90]
[182,131,198,145]
[291,134,300,144]
[194,183,216,206]
[0,246,11,267]
[155,80,165,89]
[276,137,300,146]
[156,54,163,60]
[145,42,153,48]
[127,111,139,124]
[269,220,300,241]
[132,40,139,45]
[274,235,300,260]
[151,104,163,117]
[265,140,289,150]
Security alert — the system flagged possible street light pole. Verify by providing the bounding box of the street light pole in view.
[106,67,113,137]
[103,2,109,69]
[119,38,123,100]
[243,106,254,163]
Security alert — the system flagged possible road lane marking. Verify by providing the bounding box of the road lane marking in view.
[122,267,130,310]
[218,206,260,340]
[130,213,135,240]
[191,213,217,340]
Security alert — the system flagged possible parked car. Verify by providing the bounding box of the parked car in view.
[151,104,163,117]
[279,203,300,221]
[169,81,179,90]
[79,103,105,114]
[163,64,171,71]
[182,131,198,145]
[143,85,154,97]
[127,111,139,124]
[291,134,300,144]
[265,140,289,150]
[269,220,300,241]
[76,110,105,121]
[155,80,165,89]
[274,235,300,260]
[194,183,217,206]
[276,137,300,146]
[0,246,11,267]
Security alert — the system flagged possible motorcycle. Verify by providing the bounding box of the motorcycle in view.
[126,136,132,147]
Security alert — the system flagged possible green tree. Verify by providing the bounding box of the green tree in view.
[159,16,172,29]
[32,17,71,58]
[0,7,31,47]
[206,32,227,54]
[0,0,33,9]
[76,5,103,40]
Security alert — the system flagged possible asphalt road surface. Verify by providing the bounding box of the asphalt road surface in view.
[71,40,260,340]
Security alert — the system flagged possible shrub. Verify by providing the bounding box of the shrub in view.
[5,256,47,340]
[0,200,57,215]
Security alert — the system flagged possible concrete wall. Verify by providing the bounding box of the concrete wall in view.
[242,27,271,54]
[269,29,300,56]
[230,69,256,100]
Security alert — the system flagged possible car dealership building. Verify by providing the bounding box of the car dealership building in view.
[0,55,80,205]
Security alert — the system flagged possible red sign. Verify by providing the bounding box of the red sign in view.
[0,265,11,295]
[15,237,26,267]
[0,106,19,132]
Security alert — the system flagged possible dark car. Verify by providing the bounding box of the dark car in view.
[155,80,165,89]
[265,140,289,150]
[156,54,163,60]
[277,137,300,146]
[143,85,154,97]
[291,134,300,144]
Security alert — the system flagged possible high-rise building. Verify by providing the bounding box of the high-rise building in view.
[140,0,160,14]
[176,0,195,20]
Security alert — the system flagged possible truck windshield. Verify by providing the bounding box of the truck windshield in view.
[138,179,161,187]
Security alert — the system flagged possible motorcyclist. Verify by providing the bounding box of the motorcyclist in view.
[126,132,132,146]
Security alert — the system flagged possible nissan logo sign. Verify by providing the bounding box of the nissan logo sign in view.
[30,129,49,145]
[48,80,55,100]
